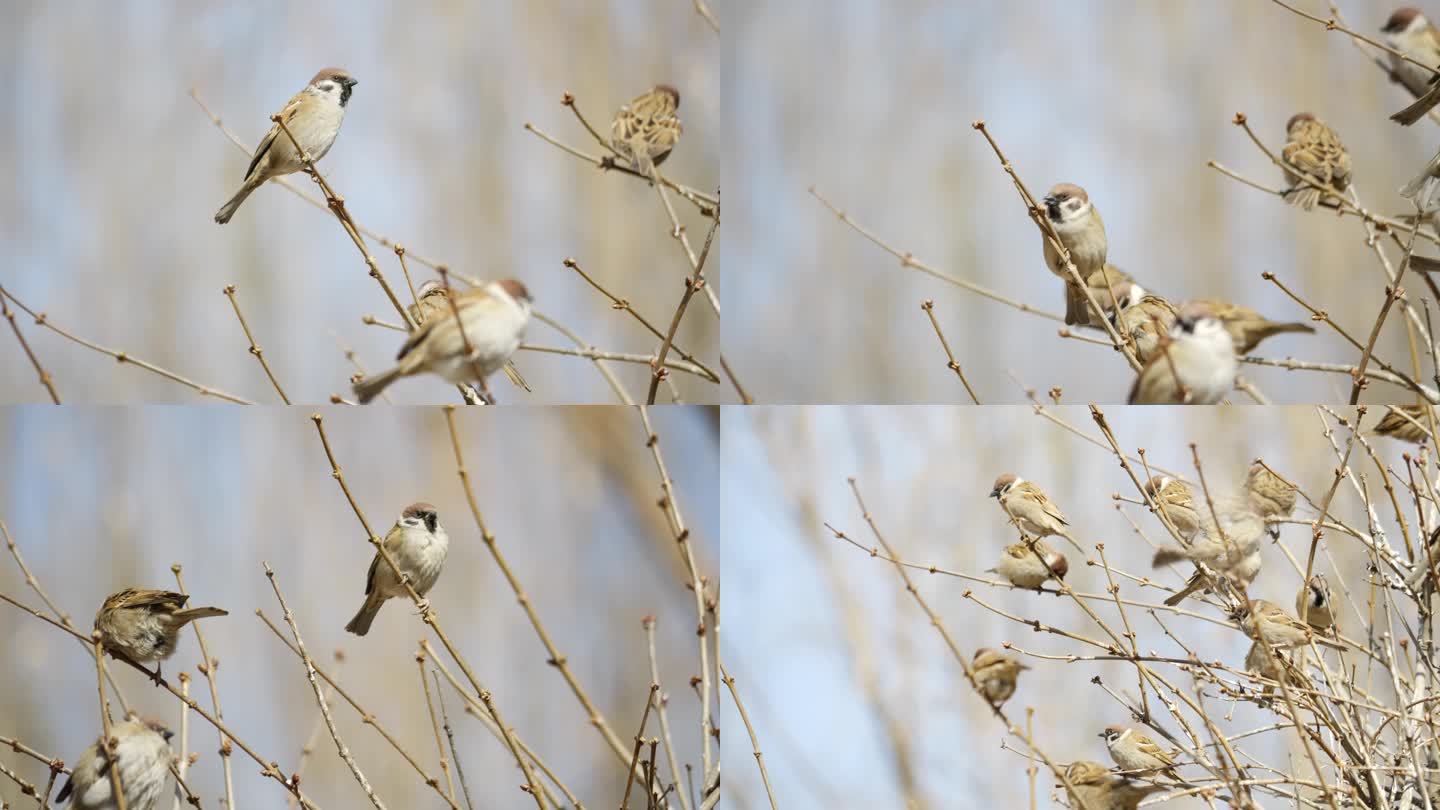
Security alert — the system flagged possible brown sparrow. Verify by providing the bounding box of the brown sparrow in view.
[353,279,532,404]
[1384,8,1440,124]
[1099,726,1180,781]
[1231,599,1345,650]
[1142,475,1201,540]
[214,68,357,224]
[1127,303,1237,404]
[408,280,529,392]
[1074,264,1137,324]
[1243,641,1308,701]
[94,589,227,680]
[1280,113,1351,211]
[56,718,174,810]
[346,502,450,635]
[611,85,682,178]
[1245,462,1298,539]
[1192,298,1315,354]
[1295,573,1335,632]
[990,473,1073,541]
[1060,760,1168,810]
[1157,494,1266,605]
[972,647,1028,707]
[1111,283,1177,362]
[988,540,1069,589]
[1041,183,1109,326]
[1372,404,1436,443]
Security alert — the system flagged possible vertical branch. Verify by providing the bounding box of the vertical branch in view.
[433,671,476,810]
[172,565,235,810]
[644,616,690,810]
[647,214,720,405]
[92,635,129,810]
[418,649,457,805]
[920,300,981,403]
[221,284,291,403]
[0,284,60,402]
[720,665,777,810]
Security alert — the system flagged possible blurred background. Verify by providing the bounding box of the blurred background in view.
[728,0,1440,404]
[723,405,1408,808]
[0,405,719,807]
[0,0,722,404]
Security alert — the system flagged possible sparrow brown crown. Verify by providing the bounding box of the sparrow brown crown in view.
[1384,7,1423,33]
[654,84,681,108]
[1286,111,1316,132]
[497,278,532,304]
[402,502,438,519]
[990,472,1019,497]
[311,67,357,87]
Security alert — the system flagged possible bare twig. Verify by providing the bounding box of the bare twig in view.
[221,284,291,403]
[0,283,59,402]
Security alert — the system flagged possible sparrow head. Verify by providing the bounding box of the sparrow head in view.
[1286,111,1316,134]
[1048,551,1070,579]
[1142,475,1171,498]
[491,278,533,313]
[1109,280,1149,311]
[1099,725,1128,745]
[1173,302,1231,344]
[310,67,358,106]
[653,84,682,110]
[1383,7,1426,34]
[138,718,175,742]
[417,279,447,298]
[1043,183,1091,224]
[990,472,1020,498]
[1307,573,1330,606]
[400,502,440,534]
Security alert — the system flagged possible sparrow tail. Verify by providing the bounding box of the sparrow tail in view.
[1152,548,1189,568]
[1258,322,1316,339]
[1063,284,1092,327]
[173,606,228,625]
[353,365,405,404]
[1282,186,1322,211]
[345,596,384,636]
[1392,82,1440,126]
[214,179,262,225]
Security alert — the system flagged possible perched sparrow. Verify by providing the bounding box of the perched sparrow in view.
[1157,494,1266,606]
[1243,641,1309,701]
[988,540,1069,589]
[1142,475,1200,540]
[990,473,1073,541]
[1245,462,1298,539]
[1192,298,1315,354]
[1295,573,1335,632]
[611,85,682,177]
[1100,726,1180,781]
[1384,8,1440,124]
[1041,184,1110,326]
[56,718,174,810]
[94,589,228,679]
[1074,264,1137,323]
[1059,760,1168,810]
[972,647,1028,707]
[1231,599,1345,650]
[1127,303,1237,405]
[353,279,532,404]
[214,68,357,224]
[1112,283,1177,362]
[346,502,450,635]
[408,280,529,392]
[1372,404,1436,443]
[1280,113,1351,211]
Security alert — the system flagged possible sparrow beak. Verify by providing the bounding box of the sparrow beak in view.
[162,729,175,742]
[989,488,1001,499]
[1043,196,1061,221]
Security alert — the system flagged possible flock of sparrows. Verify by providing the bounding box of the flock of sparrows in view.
[209,67,683,402]
[55,502,450,808]
[974,462,1360,807]
[1033,6,1440,407]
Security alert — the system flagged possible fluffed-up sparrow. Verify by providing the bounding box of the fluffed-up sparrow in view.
[611,85,682,178]
[214,68,357,224]
[1384,8,1440,124]
[1041,183,1109,326]
[1231,599,1345,649]
[1099,726,1181,781]
[346,502,450,635]
[94,589,227,680]
[1059,760,1168,810]
[56,718,174,810]
[353,279,532,404]
[1245,462,1298,539]
[972,647,1028,707]
[1157,494,1265,606]
[1280,113,1351,211]
[1127,303,1237,404]
[1142,475,1201,540]
[408,280,529,392]
[1295,573,1335,632]
[1111,283,1177,362]
[988,540,1069,590]
[1192,298,1315,354]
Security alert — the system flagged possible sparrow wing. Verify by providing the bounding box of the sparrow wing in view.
[117,588,190,612]
[362,552,381,596]
[242,95,305,182]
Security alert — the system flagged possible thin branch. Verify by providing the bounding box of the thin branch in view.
[0,283,59,402]
[221,284,291,403]
[920,300,981,403]
[720,665,777,810]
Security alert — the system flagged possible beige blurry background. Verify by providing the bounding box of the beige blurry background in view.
[0,405,718,807]
[0,0,721,404]
[727,0,1440,404]
[724,405,1403,808]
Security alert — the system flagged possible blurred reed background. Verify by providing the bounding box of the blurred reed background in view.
[0,0,722,404]
[0,404,718,807]
[723,404,1397,808]
[728,0,1438,404]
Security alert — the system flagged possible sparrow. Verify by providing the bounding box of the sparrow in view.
[214,68,357,224]
[1099,726,1181,781]
[990,473,1074,542]
[1371,404,1436,443]
[1230,599,1345,650]
[353,279,532,404]
[1074,264,1137,324]
[1384,8,1440,124]
[1401,142,1440,212]
[1245,462,1298,539]
[1156,494,1266,606]
[1127,303,1237,405]
[94,589,228,680]
[988,540,1069,590]
[408,280,529,392]
[972,647,1028,707]
[1142,475,1201,540]
[1295,573,1335,632]
[56,718,174,810]
[611,85,682,178]
[1041,183,1110,326]
[1280,113,1351,211]
[1192,298,1315,354]
[346,502,450,635]
[1243,641,1309,701]
[1111,283,1177,362]
[1059,760,1168,810]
